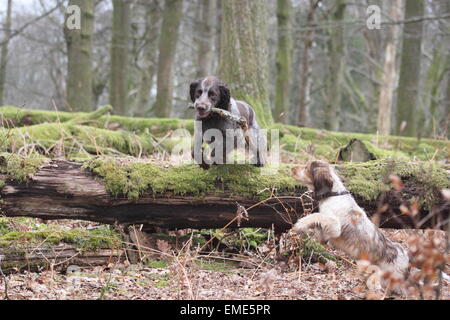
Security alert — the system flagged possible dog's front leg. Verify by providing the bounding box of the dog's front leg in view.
[292,213,342,242]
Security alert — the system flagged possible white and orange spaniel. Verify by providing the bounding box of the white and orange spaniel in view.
[291,160,409,283]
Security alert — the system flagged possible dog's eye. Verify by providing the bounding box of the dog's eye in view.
[209,91,216,98]
[196,89,202,96]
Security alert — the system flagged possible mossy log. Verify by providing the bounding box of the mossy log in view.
[338,138,376,162]
[0,159,448,231]
[1,106,448,161]
[0,123,156,157]
[0,244,124,273]
[0,105,193,137]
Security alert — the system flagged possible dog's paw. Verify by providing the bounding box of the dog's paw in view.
[292,221,308,234]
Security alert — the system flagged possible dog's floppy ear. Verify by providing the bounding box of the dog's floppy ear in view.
[310,161,333,198]
[217,82,231,111]
[291,166,304,181]
[189,79,202,103]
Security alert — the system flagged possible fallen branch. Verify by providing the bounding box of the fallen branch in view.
[0,244,124,273]
[188,104,249,138]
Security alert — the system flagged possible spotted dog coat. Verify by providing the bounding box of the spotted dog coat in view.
[291,161,409,284]
[189,76,266,167]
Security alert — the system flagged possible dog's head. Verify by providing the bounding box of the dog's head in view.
[189,76,231,119]
[292,160,334,198]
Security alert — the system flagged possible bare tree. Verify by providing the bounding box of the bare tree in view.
[324,0,347,131]
[109,0,131,115]
[377,0,402,136]
[274,0,292,124]
[134,1,161,116]
[395,0,424,136]
[153,0,184,118]
[196,0,216,78]
[0,0,12,106]
[64,0,95,112]
[297,0,319,127]
[218,0,273,127]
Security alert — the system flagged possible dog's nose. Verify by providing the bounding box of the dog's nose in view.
[196,104,207,111]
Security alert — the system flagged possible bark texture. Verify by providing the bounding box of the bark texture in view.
[153,0,183,118]
[395,0,424,137]
[274,0,292,124]
[135,1,161,116]
[218,0,273,128]
[0,0,12,106]
[297,0,318,127]
[377,0,402,136]
[110,0,131,116]
[196,0,216,78]
[64,0,95,112]
[324,0,346,132]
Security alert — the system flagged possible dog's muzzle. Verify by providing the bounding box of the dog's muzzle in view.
[195,103,211,118]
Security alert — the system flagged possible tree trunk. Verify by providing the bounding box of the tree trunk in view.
[324,0,346,132]
[135,1,161,117]
[0,160,447,232]
[395,0,424,137]
[441,1,450,139]
[324,2,345,131]
[109,0,131,116]
[218,0,273,128]
[153,0,183,118]
[0,0,12,106]
[422,45,447,137]
[64,0,95,112]
[443,67,450,139]
[297,0,318,127]
[274,0,292,124]
[196,0,216,78]
[376,0,402,136]
[424,0,450,138]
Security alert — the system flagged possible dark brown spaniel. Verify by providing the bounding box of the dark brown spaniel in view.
[189,76,266,167]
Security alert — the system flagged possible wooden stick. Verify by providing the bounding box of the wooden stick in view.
[188,104,249,135]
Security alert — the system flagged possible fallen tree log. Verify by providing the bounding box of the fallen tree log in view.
[1,106,449,161]
[0,158,448,231]
[0,244,124,273]
[0,105,194,137]
[1,122,156,157]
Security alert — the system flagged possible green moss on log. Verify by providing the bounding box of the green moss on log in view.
[0,107,450,161]
[1,106,448,160]
[274,124,449,161]
[0,153,46,183]
[0,217,11,235]
[1,123,155,157]
[0,225,121,253]
[84,158,302,200]
[0,105,86,124]
[0,106,193,137]
[337,159,450,207]
[84,158,449,206]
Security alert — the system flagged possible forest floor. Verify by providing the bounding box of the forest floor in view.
[1,220,448,300]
